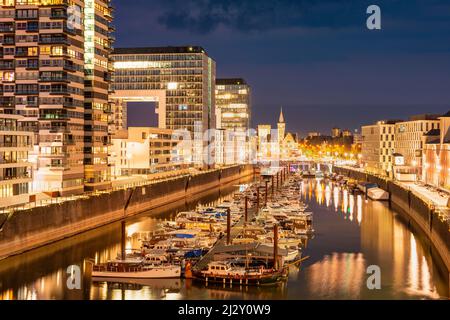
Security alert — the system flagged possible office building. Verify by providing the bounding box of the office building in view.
[111,46,216,134]
[110,127,186,178]
[215,78,251,132]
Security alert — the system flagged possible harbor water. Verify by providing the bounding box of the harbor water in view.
[0,178,448,300]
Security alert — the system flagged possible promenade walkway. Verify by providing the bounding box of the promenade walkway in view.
[339,165,449,217]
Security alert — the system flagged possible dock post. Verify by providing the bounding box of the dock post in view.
[256,187,260,210]
[276,172,279,189]
[244,196,248,224]
[272,176,274,200]
[121,221,126,261]
[274,224,279,270]
[227,208,231,245]
[265,180,268,206]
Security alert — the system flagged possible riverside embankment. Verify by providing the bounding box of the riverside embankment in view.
[333,166,450,277]
[0,165,255,260]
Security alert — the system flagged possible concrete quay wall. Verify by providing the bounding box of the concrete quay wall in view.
[0,165,255,260]
[333,166,450,275]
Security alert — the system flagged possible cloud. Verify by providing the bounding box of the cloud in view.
[154,0,366,34]
[130,0,449,35]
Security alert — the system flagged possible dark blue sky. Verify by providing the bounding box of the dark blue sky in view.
[114,0,450,136]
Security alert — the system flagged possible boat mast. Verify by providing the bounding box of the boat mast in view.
[274,224,279,270]
[121,221,126,261]
[226,208,231,245]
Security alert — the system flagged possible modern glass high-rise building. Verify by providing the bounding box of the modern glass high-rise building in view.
[0,0,114,195]
[111,46,216,134]
[216,78,251,132]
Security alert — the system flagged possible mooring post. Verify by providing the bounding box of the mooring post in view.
[274,224,279,270]
[227,208,231,245]
[272,176,274,200]
[244,196,248,224]
[256,186,260,210]
[121,221,126,261]
[265,180,268,206]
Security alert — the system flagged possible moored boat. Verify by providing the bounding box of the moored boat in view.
[194,261,287,286]
[92,259,181,279]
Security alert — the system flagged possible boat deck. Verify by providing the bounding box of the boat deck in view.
[193,206,258,272]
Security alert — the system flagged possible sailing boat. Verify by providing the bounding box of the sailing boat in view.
[92,221,181,279]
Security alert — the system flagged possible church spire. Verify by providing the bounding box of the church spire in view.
[279,107,285,123]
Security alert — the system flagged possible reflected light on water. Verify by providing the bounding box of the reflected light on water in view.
[356,195,363,225]
[405,233,440,298]
[0,177,447,300]
[316,181,324,205]
[349,195,354,222]
[333,186,339,211]
[408,234,419,291]
[342,189,348,218]
[325,184,331,207]
[306,253,365,299]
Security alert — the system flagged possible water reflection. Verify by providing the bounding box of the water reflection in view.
[305,253,366,299]
[0,178,448,300]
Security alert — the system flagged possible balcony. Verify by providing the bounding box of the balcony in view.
[48,127,70,134]
[50,11,68,19]
[15,14,39,21]
[63,62,76,72]
[39,36,69,45]
[0,142,31,148]
[39,115,70,121]
[0,62,14,70]
[39,76,69,83]
[0,29,14,35]
[26,26,39,32]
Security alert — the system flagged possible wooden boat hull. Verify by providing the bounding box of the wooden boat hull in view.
[193,270,288,286]
[92,266,181,279]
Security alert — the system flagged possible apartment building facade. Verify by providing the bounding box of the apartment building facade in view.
[423,112,450,190]
[394,114,440,180]
[0,0,114,196]
[361,121,397,176]
[0,111,33,207]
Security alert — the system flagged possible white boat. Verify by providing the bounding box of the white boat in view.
[262,244,300,262]
[92,259,181,279]
[367,188,390,201]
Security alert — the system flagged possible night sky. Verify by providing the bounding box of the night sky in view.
[114,0,450,136]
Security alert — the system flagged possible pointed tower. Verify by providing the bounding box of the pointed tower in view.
[278,107,286,145]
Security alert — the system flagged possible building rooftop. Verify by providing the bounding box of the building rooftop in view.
[279,108,285,123]
[112,46,208,56]
[408,114,440,121]
[216,78,247,85]
[424,129,440,136]
[441,110,450,117]
[426,138,440,144]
